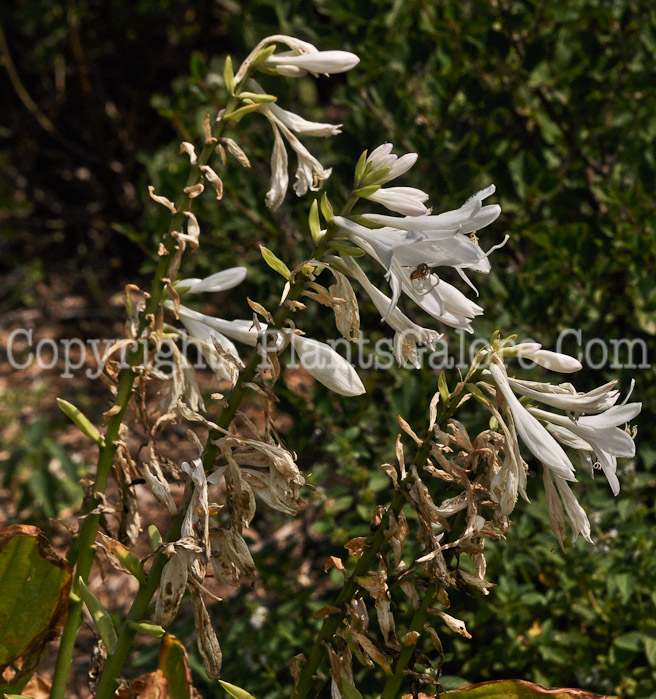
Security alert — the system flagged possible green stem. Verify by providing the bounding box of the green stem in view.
[89,174,361,696]
[380,586,436,699]
[93,513,184,698]
[292,373,478,699]
[50,85,246,699]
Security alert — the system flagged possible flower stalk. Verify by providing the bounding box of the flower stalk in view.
[50,71,258,699]
[291,374,477,699]
[90,189,362,697]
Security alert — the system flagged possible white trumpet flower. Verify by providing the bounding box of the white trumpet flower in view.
[266,122,289,210]
[177,267,247,295]
[401,275,484,332]
[261,104,335,208]
[340,256,441,366]
[265,102,343,137]
[333,213,499,326]
[290,334,365,396]
[174,320,239,385]
[507,377,620,414]
[172,304,264,347]
[367,186,429,216]
[363,184,501,236]
[530,400,641,496]
[531,402,640,459]
[234,35,359,84]
[489,360,577,481]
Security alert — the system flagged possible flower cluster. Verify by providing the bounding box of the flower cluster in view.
[232,36,359,210]
[486,343,641,544]
[332,144,505,332]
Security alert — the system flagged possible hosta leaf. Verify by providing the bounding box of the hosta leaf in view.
[0,526,71,693]
[441,679,619,698]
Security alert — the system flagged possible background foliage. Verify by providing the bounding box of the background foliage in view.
[1,0,654,697]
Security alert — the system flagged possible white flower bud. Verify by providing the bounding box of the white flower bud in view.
[515,345,582,373]
[178,267,247,294]
[366,186,429,217]
[290,335,365,397]
[265,50,359,77]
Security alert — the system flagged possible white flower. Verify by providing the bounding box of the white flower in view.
[362,143,418,185]
[264,49,360,77]
[173,304,264,347]
[530,399,641,496]
[174,317,240,384]
[177,267,247,294]
[507,377,620,414]
[234,35,359,84]
[261,105,334,208]
[363,184,501,236]
[367,186,429,216]
[290,334,365,396]
[489,360,577,481]
[266,121,289,210]
[401,275,484,332]
[531,402,640,459]
[333,213,499,326]
[248,80,343,138]
[163,266,263,381]
[340,256,441,366]
[513,343,583,373]
[266,102,342,136]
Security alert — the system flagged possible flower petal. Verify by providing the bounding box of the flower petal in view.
[490,362,576,481]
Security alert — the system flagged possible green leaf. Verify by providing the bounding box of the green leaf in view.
[56,398,103,445]
[260,245,291,280]
[148,524,163,552]
[438,371,449,404]
[353,184,381,198]
[219,679,257,699]
[320,192,334,223]
[441,678,619,697]
[353,149,368,186]
[613,631,643,652]
[0,526,72,692]
[128,620,166,638]
[364,166,392,185]
[250,45,277,70]
[239,92,277,104]
[77,578,117,652]
[223,55,235,95]
[645,634,656,667]
[159,634,193,698]
[223,103,261,124]
[308,199,322,244]
[99,534,146,585]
